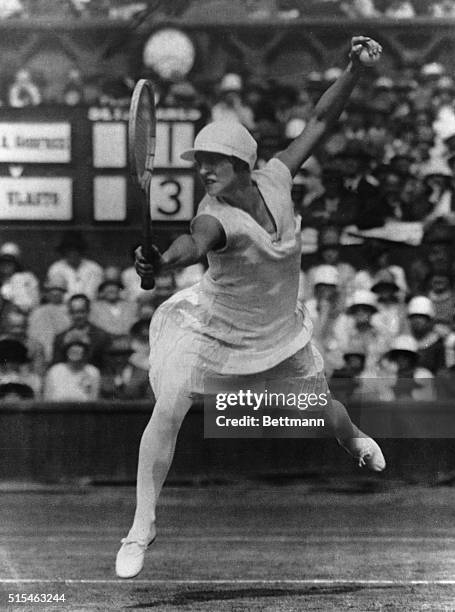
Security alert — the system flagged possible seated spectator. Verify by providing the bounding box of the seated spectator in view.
[332,290,393,375]
[354,239,408,300]
[300,168,360,229]
[90,279,138,336]
[52,294,111,369]
[62,68,84,106]
[370,269,407,337]
[421,161,455,227]
[304,265,343,376]
[0,309,46,377]
[28,275,71,364]
[430,0,455,17]
[8,69,41,107]
[0,242,40,313]
[129,318,151,371]
[384,0,416,17]
[331,142,383,229]
[211,73,255,130]
[152,271,177,308]
[330,348,367,405]
[340,0,380,18]
[302,226,356,305]
[426,269,455,334]
[375,335,435,401]
[44,339,100,402]
[47,231,103,301]
[405,296,446,374]
[99,336,152,401]
[0,382,34,403]
[0,338,41,398]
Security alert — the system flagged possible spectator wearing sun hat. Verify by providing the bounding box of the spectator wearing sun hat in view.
[211,73,255,130]
[404,295,446,375]
[0,242,40,313]
[377,335,435,402]
[90,278,138,337]
[332,289,393,375]
[370,269,407,337]
[28,275,71,364]
[304,264,343,377]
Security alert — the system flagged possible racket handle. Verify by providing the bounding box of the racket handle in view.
[141,275,155,290]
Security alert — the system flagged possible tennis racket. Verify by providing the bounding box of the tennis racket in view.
[128,78,160,290]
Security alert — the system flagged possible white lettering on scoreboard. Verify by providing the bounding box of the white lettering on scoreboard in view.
[0,123,71,163]
[0,177,72,220]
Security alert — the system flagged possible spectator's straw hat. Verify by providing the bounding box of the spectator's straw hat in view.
[373,76,393,90]
[346,290,378,314]
[98,279,124,293]
[0,382,34,400]
[422,159,452,179]
[436,76,455,91]
[107,336,134,355]
[0,338,28,363]
[313,265,339,287]
[421,62,445,78]
[385,335,419,361]
[180,121,257,170]
[0,242,21,263]
[44,275,67,292]
[219,73,242,92]
[371,270,399,293]
[407,296,435,319]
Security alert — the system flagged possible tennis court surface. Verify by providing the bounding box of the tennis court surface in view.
[1,479,455,611]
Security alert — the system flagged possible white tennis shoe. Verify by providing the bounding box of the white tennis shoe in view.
[115,536,155,579]
[341,436,386,472]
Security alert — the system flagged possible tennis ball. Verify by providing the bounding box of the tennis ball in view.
[358,47,380,67]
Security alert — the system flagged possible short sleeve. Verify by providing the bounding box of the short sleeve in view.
[262,157,293,191]
[190,196,238,252]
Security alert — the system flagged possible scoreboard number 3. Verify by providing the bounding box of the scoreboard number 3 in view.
[150,174,194,221]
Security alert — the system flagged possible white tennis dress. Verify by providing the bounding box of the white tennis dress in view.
[148,158,323,398]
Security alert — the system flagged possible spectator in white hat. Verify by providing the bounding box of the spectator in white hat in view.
[405,296,446,374]
[304,264,343,377]
[0,242,40,313]
[370,269,407,337]
[211,72,255,130]
[332,289,393,374]
[376,335,435,402]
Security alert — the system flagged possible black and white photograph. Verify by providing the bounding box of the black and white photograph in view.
[1,1,455,610]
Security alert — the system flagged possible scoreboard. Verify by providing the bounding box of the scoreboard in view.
[0,105,203,228]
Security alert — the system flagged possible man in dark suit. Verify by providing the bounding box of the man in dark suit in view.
[52,293,111,369]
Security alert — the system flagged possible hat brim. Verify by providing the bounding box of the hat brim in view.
[180,145,254,169]
[371,282,399,292]
[386,349,418,361]
[347,303,377,313]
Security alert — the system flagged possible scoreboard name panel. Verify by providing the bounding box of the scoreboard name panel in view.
[0,107,200,223]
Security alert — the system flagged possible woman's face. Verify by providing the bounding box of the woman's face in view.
[195,152,239,198]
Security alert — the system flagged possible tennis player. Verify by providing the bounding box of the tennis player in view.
[116,36,385,579]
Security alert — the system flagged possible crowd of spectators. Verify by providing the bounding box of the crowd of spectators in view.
[0,231,205,403]
[1,0,455,21]
[2,53,455,405]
